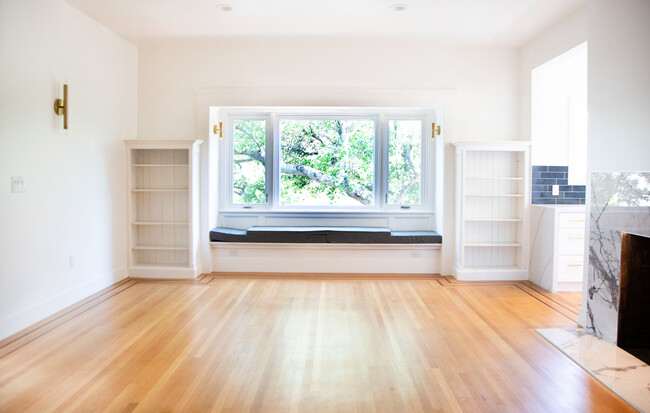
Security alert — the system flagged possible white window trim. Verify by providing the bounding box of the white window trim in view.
[226,113,273,211]
[219,106,437,215]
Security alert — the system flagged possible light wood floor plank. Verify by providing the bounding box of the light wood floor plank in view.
[0,275,634,412]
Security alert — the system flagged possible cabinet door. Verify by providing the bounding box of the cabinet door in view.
[557,255,584,282]
[558,228,585,255]
[558,212,585,228]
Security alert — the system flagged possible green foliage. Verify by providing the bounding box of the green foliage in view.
[232,120,266,204]
[388,120,422,205]
[232,118,423,207]
[280,120,374,206]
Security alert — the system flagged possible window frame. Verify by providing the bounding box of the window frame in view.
[382,113,430,209]
[221,107,435,213]
[225,113,273,211]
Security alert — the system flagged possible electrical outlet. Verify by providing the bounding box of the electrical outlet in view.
[11,176,26,193]
[69,256,75,269]
[411,250,422,258]
[228,249,239,257]
[552,185,560,196]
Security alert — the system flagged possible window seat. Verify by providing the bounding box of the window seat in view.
[210,226,442,244]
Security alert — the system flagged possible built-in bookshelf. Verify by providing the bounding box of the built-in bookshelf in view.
[453,142,530,280]
[125,140,202,278]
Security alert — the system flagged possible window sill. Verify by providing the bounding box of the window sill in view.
[219,208,434,215]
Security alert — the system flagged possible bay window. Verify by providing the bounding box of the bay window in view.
[221,108,436,212]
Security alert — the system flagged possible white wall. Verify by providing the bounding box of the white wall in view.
[531,43,587,184]
[587,0,650,174]
[579,0,650,326]
[138,38,521,274]
[520,7,587,142]
[138,39,519,141]
[0,0,138,339]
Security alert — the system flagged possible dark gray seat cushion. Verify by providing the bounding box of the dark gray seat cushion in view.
[208,227,250,242]
[247,226,391,243]
[210,226,441,244]
[388,231,443,244]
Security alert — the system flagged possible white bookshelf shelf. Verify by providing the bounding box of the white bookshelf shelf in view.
[465,242,523,247]
[132,245,190,251]
[132,221,190,225]
[464,218,523,222]
[453,141,530,281]
[465,193,523,197]
[462,265,523,271]
[132,164,189,167]
[125,140,202,279]
[465,177,524,181]
[130,263,191,269]
[131,189,189,192]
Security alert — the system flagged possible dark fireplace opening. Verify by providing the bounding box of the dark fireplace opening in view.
[617,232,650,364]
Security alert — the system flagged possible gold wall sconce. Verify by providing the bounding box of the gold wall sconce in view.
[213,121,223,138]
[53,84,68,129]
[431,122,441,139]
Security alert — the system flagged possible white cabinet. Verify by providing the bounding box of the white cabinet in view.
[125,140,203,278]
[453,142,531,280]
[529,206,586,292]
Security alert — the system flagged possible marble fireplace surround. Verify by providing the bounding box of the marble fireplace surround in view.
[585,172,650,343]
[539,172,650,412]
[538,328,650,411]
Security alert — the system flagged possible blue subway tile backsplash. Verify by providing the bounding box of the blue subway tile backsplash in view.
[533,198,557,204]
[556,198,582,205]
[540,172,567,179]
[548,166,569,172]
[531,165,585,205]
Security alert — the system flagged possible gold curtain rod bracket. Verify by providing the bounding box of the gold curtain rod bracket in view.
[214,121,223,138]
[53,84,68,129]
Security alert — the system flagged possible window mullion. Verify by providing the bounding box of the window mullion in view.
[378,114,387,209]
[265,114,273,210]
[271,114,280,209]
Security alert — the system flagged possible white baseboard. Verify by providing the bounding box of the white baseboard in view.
[127,265,199,279]
[0,266,127,341]
[556,282,583,292]
[211,243,442,274]
[454,265,528,281]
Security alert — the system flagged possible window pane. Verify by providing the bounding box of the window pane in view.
[233,119,266,204]
[280,120,375,206]
[388,120,422,205]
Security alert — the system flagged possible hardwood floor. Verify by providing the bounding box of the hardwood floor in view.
[0,274,634,412]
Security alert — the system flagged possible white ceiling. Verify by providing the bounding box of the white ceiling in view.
[64,0,586,47]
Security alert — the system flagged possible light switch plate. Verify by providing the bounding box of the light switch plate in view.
[11,176,25,193]
[552,184,560,196]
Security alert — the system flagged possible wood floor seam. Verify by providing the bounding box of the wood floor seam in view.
[513,285,579,323]
[0,279,135,351]
[0,282,138,359]
[517,283,581,316]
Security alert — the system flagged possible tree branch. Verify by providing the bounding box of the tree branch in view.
[235,148,265,166]
[303,126,325,146]
[341,176,372,205]
[281,163,372,205]
[235,135,374,205]
[233,185,245,196]
[281,164,337,188]
[394,144,420,204]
